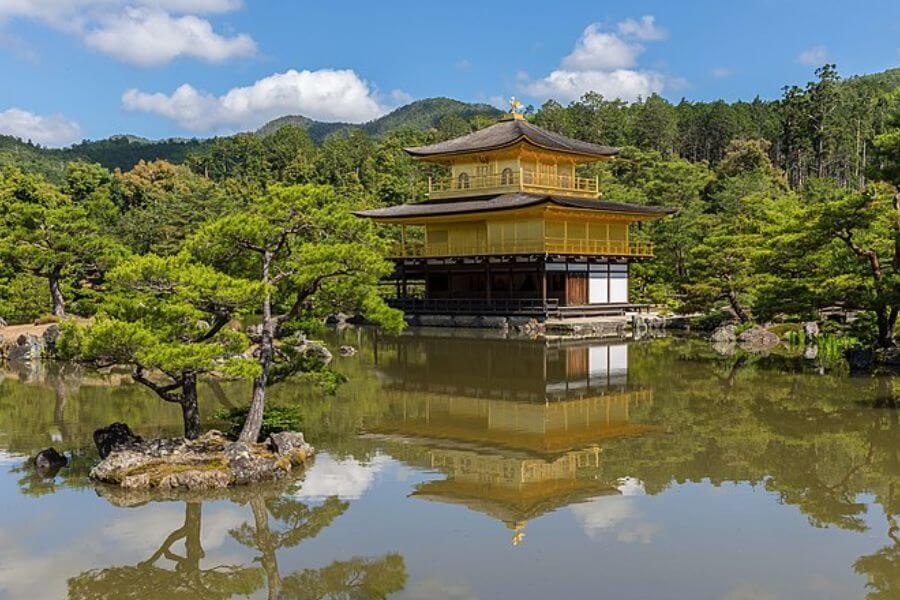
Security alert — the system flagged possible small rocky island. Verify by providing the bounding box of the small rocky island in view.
[88,423,314,491]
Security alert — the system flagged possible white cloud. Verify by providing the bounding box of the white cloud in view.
[293,454,391,501]
[123,68,394,131]
[522,16,677,103]
[0,108,82,146]
[561,24,641,71]
[797,45,828,66]
[617,15,667,41]
[0,0,253,66]
[526,69,666,103]
[84,7,255,66]
[711,66,732,78]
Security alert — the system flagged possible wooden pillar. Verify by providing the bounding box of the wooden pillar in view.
[486,259,492,302]
[541,260,547,309]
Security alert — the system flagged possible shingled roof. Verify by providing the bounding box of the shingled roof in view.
[404,118,619,159]
[355,192,676,220]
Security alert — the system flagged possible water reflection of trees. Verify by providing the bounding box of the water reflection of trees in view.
[66,493,406,600]
[620,339,900,598]
[67,502,262,599]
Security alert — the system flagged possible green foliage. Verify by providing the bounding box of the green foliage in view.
[0,166,125,316]
[216,404,305,441]
[0,273,50,324]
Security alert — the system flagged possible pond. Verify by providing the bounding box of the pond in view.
[0,329,897,599]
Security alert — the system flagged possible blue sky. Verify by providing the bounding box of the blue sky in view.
[0,0,897,146]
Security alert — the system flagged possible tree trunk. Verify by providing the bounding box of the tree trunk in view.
[49,266,65,318]
[240,252,275,444]
[726,289,750,323]
[876,306,898,349]
[181,372,201,440]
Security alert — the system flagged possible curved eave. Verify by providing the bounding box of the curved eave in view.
[354,194,677,224]
[404,136,619,163]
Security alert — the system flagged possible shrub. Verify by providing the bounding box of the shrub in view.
[216,404,305,442]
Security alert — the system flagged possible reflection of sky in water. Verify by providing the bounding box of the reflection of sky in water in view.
[293,453,391,501]
[0,451,884,600]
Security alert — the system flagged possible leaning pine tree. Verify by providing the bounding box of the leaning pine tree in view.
[59,254,264,439]
[186,184,404,443]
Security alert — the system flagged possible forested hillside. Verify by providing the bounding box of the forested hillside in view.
[2,68,895,182]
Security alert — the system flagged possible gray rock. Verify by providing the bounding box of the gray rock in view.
[90,429,312,490]
[268,431,313,457]
[34,447,67,477]
[710,325,736,343]
[803,345,819,360]
[42,324,61,355]
[803,321,820,340]
[225,441,289,486]
[325,313,349,324]
[338,345,357,357]
[6,334,44,362]
[94,422,144,459]
[712,341,737,356]
[0,317,7,328]
[737,326,781,352]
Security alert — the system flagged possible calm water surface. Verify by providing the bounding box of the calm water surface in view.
[0,329,897,599]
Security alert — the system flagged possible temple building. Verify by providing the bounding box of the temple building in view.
[355,107,675,318]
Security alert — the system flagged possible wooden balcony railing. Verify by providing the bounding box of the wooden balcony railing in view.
[391,238,653,258]
[429,169,599,199]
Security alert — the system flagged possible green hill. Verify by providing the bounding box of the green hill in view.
[256,97,504,141]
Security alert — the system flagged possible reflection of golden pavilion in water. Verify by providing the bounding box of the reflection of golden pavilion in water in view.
[368,332,654,543]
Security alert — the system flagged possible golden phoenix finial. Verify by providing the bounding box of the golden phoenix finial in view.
[509,97,523,114]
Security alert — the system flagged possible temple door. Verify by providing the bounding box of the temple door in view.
[566,273,587,306]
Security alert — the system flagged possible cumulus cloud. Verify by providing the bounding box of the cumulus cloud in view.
[0,0,254,66]
[84,7,255,66]
[123,68,394,131]
[617,15,667,41]
[522,16,678,103]
[797,45,828,66]
[561,24,640,71]
[0,108,82,146]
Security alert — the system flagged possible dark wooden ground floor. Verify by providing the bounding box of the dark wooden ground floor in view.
[385,255,646,317]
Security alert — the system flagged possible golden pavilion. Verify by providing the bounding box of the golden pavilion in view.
[356,105,675,319]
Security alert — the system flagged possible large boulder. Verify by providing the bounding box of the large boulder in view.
[33,447,68,477]
[268,431,314,459]
[710,324,736,343]
[737,326,781,352]
[94,422,144,459]
[338,345,357,357]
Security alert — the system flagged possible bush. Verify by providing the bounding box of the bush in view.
[0,273,50,324]
[216,404,305,442]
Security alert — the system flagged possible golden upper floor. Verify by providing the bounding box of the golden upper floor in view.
[405,113,618,200]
